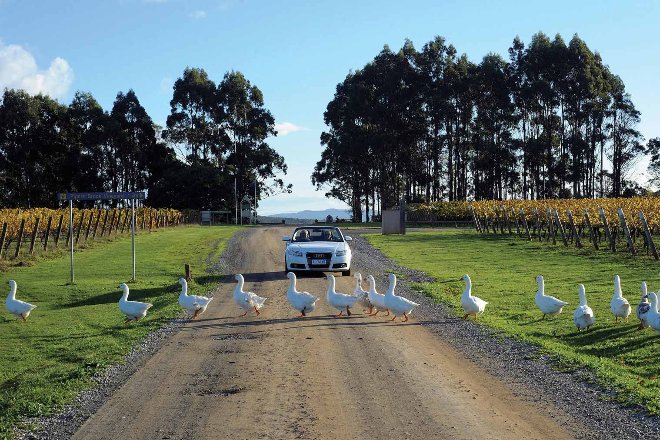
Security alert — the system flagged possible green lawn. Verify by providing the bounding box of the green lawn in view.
[366,229,660,414]
[0,225,241,437]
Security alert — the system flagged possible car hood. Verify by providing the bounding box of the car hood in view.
[288,242,347,253]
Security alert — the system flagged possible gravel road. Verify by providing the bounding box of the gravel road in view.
[19,226,660,439]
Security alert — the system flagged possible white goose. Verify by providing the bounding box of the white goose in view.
[326,274,358,317]
[178,278,213,319]
[535,275,568,319]
[287,272,319,317]
[645,292,660,334]
[573,284,595,331]
[384,273,419,322]
[460,274,487,320]
[636,282,651,330]
[353,272,373,314]
[5,280,36,321]
[118,283,152,322]
[610,275,631,323]
[233,274,266,316]
[366,275,388,316]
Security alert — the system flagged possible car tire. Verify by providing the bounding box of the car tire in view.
[284,259,289,273]
[342,269,351,277]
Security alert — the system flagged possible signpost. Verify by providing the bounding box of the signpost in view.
[57,192,145,284]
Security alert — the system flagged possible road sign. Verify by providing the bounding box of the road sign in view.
[57,192,145,202]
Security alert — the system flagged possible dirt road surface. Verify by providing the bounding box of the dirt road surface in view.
[72,227,574,440]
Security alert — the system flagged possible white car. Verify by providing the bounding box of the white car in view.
[283,226,353,276]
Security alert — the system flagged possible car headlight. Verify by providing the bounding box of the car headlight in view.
[287,248,303,257]
[336,249,347,257]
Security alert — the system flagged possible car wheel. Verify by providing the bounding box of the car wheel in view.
[342,269,351,276]
[284,258,289,273]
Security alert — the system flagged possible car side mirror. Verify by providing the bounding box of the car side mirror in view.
[345,236,353,241]
[282,236,291,241]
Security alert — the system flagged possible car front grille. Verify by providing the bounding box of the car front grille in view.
[306,252,332,268]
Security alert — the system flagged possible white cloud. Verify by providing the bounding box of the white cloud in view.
[0,42,73,100]
[189,10,207,19]
[275,122,308,136]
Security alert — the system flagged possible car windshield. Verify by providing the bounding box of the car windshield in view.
[292,227,343,242]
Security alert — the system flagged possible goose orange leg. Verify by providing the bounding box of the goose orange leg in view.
[335,310,344,317]
[346,306,352,316]
[20,313,26,322]
[253,306,260,316]
[390,315,397,321]
[384,310,390,316]
[192,309,201,319]
[402,313,409,322]
[370,310,379,317]
[239,310,249,317]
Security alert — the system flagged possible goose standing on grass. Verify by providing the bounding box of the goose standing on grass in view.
[233,274,266,317]
[384,273,419,322]
[5,280,36,322]
[573,284,595,331]
[535,275,569,319]
[287,272,319,317]
[610,275,631,323]
[645,292,660,334]
[366,275,388,316]
[178,278,213,319]
[353,272,373,314]
[636,282,651,330]
[326,274,358,317]
[460,274,488,320]
[118,283,152,322]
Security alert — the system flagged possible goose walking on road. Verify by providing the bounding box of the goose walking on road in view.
[384,273,418,322]
[353,272,372,314]
[366,275,388,316]
[233,274,266,317]
[5,280,36,322]
[287,272,319,317]
[178,278,213,319]
[326,274,358,317]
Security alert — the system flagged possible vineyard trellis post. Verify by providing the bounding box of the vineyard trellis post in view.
[565,209,582,248]
[0,223,6,259]
[545,209,556,244]
[638,212,658,260]
[29,217,40,255]
[599,208,615,251]
[617,208,636,256]
[583,209,598,250]
[14,219,25,259]
[552,209,568,247]
[43,216,53,250]
[533,208,541,241]
[519,208,531,241]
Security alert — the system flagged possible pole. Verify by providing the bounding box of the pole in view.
[131,198,136,281]
[69,199,75,284]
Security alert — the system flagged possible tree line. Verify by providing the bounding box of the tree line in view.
[0,68,289,212]
[313,32,660,222]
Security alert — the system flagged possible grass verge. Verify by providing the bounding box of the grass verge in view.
[366,229,660,414]
[0,225,242,437]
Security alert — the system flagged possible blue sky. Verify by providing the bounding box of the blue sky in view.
[1,0,659,214]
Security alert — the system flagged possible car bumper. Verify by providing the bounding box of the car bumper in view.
[285,254,351,271]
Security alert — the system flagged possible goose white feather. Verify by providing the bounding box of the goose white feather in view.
[460,274,487,319]
[645,292,660,334]
[353,272,373,313]
[5,280,36,321]
[366,275,388,316]
[118,283,152,322]
[646,292,660,333]
[636,282,651,329]
[384,273,418,322]
[535,275,568,319]
[326,274,358,316]
[178,278,213,319]
[610,275,631,322]
[233,274,266,316]
[287,272,319,317]
[573,284,595,331]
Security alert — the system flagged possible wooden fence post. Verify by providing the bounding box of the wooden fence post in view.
[583,209,598,250]
[552,209,568,246]
[0,223,7,259]
[639,211,658,259]
[618,208,636,255]
[545,208,555,244]
[54,215,64,247]
[599,208,615,251]
[29,217,40,255]
[99,210,109,236]
[85,211,94,241]
[43,216,53,250]
[108,210,116,235]
[511,207,521,236]
[75,212,85,244]
[566,209,582,248]
[14,219,26,258]
[185,263,192,281]
[470,206,481,232]
[519,208,532,240]
[121,209,129,233]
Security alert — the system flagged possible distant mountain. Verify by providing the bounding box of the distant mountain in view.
[263,208,351,221]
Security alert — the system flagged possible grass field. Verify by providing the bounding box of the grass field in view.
[366,230,660,414]
[0,225,241,436]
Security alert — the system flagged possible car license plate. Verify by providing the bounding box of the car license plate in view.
[311,259,327,265]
